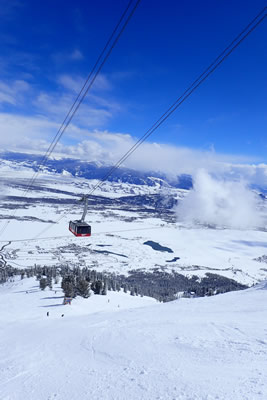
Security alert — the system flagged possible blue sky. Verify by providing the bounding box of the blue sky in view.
[0,0,266,173]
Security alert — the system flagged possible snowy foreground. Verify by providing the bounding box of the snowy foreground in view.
[0,278,267,400]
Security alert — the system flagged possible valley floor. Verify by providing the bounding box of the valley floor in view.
[1,168,267,286]
[0,277,267,400]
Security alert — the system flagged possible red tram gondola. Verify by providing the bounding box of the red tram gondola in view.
[69,220,91,237]
[69,196,91,237]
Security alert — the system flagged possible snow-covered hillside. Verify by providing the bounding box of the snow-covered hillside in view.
[0,277,267,400]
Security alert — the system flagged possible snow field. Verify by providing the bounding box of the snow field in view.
[2,219,267,284]
[0,277,267,400]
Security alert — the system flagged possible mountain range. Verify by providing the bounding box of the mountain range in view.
[0,151,192,189]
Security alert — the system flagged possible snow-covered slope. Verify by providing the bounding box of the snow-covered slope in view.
[0,277,266,400]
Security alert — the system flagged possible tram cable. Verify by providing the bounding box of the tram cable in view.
[86,7,267,195]
[0,226,166,246]
[26,0,141,191]
[33,7,266,239]
[0,0,141,238]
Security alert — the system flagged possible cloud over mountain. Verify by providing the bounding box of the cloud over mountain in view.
[176,169,264,229]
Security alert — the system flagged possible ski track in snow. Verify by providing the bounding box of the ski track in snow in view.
[0,277,267,400]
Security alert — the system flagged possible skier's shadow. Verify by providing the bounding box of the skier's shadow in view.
[39,304,63,308]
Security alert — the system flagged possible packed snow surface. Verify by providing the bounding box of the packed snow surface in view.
[0,277,267,400]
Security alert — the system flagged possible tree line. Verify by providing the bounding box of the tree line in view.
[0,263,248,302]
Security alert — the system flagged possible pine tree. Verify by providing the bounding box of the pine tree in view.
[36,273,42,281]
[76,279,90,298]
[39,278,47,290]
[102,281,108,295]
[63,281,75,298]
[116,282,121,292]
[46,276,53,290]
[91,280,103,295]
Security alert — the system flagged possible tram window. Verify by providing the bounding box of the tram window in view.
[77,225,91,234]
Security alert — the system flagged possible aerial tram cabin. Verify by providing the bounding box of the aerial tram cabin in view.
[69,196,91,237]
[69,220,91,237]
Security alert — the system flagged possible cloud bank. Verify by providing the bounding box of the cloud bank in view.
[176,169,265,230]
[1,111,267,187]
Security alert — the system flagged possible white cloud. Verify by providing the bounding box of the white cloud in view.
[175,169,265,230]
[70,49,83,60]
[53,49,84,64]
[0,113,58,150]
[92,74,112,91]
[57,75,85,92]
[58,73,112,93]
[34,92,73,117]
[34,91,113,128]
[0,91,15,105]
[28,73,119,129]
[0,79,31,106]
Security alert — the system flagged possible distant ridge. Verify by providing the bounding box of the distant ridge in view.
[0,151,192,189]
